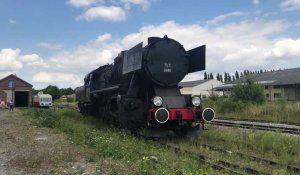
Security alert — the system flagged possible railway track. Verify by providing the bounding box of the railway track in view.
[160,143,266,175]
[210,119,300,135]
[216,117,300,126]
[197,143,300,173]
[48,106,299,173]
[160,142,300,175]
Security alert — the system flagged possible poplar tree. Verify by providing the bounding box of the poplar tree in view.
[235,71,239,79]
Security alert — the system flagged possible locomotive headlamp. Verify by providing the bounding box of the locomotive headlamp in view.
[153,96,163,107]
[192,96,201,107]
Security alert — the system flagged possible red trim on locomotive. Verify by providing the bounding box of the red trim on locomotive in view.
[148,108,203,122]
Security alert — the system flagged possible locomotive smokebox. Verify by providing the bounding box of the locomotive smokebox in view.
[144,37,189,86]
[122,35,206,87]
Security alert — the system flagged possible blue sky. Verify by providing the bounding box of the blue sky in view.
[0,0,300,88]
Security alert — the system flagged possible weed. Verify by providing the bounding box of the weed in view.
[23,108,211,174]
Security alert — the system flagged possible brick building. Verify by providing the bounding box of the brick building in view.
[0,74,33,107]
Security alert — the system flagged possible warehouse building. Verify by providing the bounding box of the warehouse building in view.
[0,74,33,107]
[215,68,300,101]
[179,79,222,98]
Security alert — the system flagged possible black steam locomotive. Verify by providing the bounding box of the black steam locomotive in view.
[75,35,214,136]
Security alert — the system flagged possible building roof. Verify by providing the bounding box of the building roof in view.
[216,67,300,90]
[0,74,33,87]
[179,79,211,87]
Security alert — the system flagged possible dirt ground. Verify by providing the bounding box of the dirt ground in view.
[0,109,109,175]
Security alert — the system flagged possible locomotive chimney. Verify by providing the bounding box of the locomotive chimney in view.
[148,37,161,44]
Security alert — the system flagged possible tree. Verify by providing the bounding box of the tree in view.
[240,72,243,77]
[224,72,228,82]
[216,73,220,81]
[44,85,60,99]
[60,87,74,96]
[32,88,40,95]
[232,76,235,81]
[232,76,265,104]
[219,75,223,83]
[228,74,232,81]
[204,72,208,80]
[235,71,239,79]
[209,73,214,79]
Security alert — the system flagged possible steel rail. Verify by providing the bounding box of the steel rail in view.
[161,143,267,175]
[210,119,300,135]
[196,143,300,173]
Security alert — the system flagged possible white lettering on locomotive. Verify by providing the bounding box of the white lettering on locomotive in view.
[164,62,172,72]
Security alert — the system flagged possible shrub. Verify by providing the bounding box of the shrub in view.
[218,98,246,113]
[232,76,266,104]
[26,108,59,128]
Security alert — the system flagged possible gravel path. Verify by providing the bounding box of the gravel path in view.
[0,109,98,175]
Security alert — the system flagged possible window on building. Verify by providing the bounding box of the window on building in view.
[274,85,281,89]
[8,80,14,88]
[274,93,281,98]
[265,86,268,90]
[266,93,269,98]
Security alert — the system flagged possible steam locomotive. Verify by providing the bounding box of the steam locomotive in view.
[75,35,215,136]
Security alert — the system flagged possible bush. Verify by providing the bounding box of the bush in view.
[26,108,59,128]
[218,98,246,113]
[232,76,266,104]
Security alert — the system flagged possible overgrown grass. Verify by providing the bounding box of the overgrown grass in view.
[167,125,300,174]
[203,98,300,124]
[22,108,210,175]
[200,126,300,165]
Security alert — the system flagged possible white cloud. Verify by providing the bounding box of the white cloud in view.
[0,49,23,72]
[19,54,48,68]
[45,19,297,86]
[94,33,112,44]
[206,11,245,25]
[37,42,64,50]
[68,0,102,7]
[69,0,152,22]
[32,72,82,87]
[9,19,16,24]
[48,33,122,74]
[253,0,260,6]
[121,0,150,11]
[281,0,300,11]
[3,17,299,88]
[77,6,126,21]
[272,38,300,57]
[0,48,47,75]
[118,19,297,81]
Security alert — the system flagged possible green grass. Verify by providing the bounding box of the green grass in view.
[166,124,300,174]
[203,98,300,124]
[22,108,211,175]
[21,108,300,174]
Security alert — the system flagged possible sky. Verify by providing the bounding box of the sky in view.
[0,0,300,89]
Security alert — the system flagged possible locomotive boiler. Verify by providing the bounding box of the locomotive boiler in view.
[75,35,215,136]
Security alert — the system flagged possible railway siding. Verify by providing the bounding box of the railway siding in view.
[211,119,300,135]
